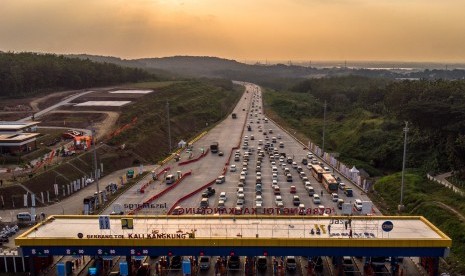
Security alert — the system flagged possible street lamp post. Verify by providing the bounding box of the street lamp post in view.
[91,123,100,207]
[166,101,172,153]
[398,121,409,212]
[321,100,327,157]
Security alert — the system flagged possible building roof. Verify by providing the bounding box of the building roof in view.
[0,121,40,131]
[16,215,451,247]
[0,133,41,142]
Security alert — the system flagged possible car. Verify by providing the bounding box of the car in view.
[250,135,255,140]
[298,203,306,215]
[292,195,301,206]
[199,256,211,270]
[234,155,240,161]
[255,195,263,205]
[337,198,345,209]
[272,173,278,180]
[290,186,297,193]
[339,182,346,190]
[228,256,241,269]
[256,256,267,271]
[236,199,245,209]
[219,192,227,202]
[275,195,283,206]
[241,168,247,175]
[216,175,225,184]
[313,194,321,204]
[237,192,245,201]
[170,256,182,269]
[230,165,237,172]
[274,186,281,195]
[202,187,216,198]
[331,193,339,202]
[218,151,224,156]
[285,256,297,271]
[307,152,313,158]
[301,158,308,165]
[354,199,363,211]
[292,162,298,169]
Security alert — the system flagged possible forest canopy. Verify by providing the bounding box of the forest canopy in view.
[0,52,155,97]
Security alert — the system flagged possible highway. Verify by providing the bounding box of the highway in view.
[94,82,397,276]
[10,82,420,276]
[104,82,378,217]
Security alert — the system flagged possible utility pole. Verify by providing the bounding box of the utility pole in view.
[91,122,100,206]
[166,101,172,152]
[399,121,409,212]
[321,100,327,157]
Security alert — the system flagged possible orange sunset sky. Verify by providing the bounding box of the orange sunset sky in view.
[1,0,465,62]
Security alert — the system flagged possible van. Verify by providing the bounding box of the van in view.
[17,212,33,222]
[165,174,176,184]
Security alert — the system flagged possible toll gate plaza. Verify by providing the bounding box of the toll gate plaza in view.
[15,215,451,275]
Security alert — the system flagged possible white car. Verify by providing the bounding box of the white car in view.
[255,195,263,205]
[272,173,278,180]
[230,165,237,172]
[354,199,363,211]
[313,194,321,204]
[216,175,225,184]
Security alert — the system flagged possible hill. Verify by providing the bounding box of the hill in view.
[71,54,465,81]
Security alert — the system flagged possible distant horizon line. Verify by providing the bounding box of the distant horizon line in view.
[3,49,465,66]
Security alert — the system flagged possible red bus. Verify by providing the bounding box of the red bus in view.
[322,173,338,193]
[310,164,326,183]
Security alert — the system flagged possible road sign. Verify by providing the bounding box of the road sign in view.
[382,221,394,232]
[99,215,110,230]
[121,218,133,229]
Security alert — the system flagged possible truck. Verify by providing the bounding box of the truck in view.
[210,142,219,153]
[231,113,237,119]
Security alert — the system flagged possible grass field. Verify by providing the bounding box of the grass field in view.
[263,87,465,274]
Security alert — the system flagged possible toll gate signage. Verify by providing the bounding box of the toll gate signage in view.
[382,221,394,232]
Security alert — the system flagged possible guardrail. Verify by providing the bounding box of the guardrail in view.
[179,149,210,166]
[167,86,253,214]
[427,174,465,196]
[128,170,192,215]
